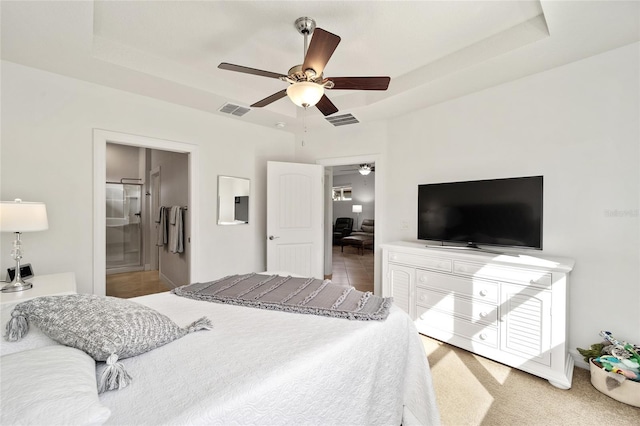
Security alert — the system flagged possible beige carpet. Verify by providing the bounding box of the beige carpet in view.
[421,335,640,425]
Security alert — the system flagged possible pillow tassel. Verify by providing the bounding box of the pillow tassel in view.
[5,310,28,342]
[98,354,132,393]
[186,316,212,333]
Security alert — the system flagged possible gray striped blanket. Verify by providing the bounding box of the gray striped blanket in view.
[172,273,393,321]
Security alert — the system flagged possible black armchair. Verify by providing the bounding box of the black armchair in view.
[333,217,354,245]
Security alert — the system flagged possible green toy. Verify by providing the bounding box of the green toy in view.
[577,343,606,363]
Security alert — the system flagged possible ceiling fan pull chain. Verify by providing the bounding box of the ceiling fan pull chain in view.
[302,108,307,146]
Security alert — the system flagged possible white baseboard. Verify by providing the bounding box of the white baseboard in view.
[569,349,590,370]
[159,271,177,289]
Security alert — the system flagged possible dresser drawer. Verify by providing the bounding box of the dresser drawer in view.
[453,261,552,287]
[415,307,499,348]
[416,270,499,304]
[416,287,498,325]
[387,251,452,272]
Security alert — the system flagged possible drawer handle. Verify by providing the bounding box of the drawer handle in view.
[479,333,487,340]
[479,289,488,297]
[390,255,397,261]
[458,266,467,272]
[436,263,444,269]
[479,312,488,318]
[420,275,427,283]
[420,294,427,302]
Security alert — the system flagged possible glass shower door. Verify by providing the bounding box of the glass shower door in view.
[106,183,143,271]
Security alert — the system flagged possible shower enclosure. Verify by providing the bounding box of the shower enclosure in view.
[106,181,143,273]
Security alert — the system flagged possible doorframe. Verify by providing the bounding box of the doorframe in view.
[316,154,381,295]
[93,129,199,295]
[148,166,161,271]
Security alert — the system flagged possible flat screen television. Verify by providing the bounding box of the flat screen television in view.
[418,176,543,250]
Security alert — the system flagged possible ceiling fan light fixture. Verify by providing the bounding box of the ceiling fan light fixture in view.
[359,164,372,175]
[287,81,324,108]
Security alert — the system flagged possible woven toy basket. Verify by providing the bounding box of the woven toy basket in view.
[590,359,640,408]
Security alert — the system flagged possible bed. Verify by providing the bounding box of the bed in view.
[1,276,440,425]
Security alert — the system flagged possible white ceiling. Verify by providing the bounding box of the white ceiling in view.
[2,1,639,133]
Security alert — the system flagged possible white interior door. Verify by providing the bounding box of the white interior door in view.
[267,161,324,278]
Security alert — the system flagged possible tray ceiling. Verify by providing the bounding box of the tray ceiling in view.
[2,1,639,133]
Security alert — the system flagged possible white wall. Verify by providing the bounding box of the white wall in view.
[297,43,640,354]
[0,60,295,293]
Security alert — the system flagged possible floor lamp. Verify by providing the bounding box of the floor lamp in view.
[352,205,362,230]
[0,199,49,292]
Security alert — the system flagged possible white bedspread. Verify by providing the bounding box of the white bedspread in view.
[2,291,440,425]
[105,292,439,425]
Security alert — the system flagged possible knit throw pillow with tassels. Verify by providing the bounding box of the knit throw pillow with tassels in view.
[4,294,211,393]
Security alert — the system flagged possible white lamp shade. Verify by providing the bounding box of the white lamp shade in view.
[352,205,362,213]
[359,164,372,175]
[286,82,324,108]
[0,199,49,232]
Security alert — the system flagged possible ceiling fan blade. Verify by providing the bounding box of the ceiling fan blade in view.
[251,89,288,108]
[302,28,341,77]
[329,77,390,90]
[218,63,286,79]
[316,94,339,116]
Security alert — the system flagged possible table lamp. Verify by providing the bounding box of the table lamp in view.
[0,199,49,292]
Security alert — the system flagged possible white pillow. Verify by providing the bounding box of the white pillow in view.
[1,345,111,425]
[6,294,211,392]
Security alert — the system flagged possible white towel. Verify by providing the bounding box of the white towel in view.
[155,206,168,246]
[169,206,184,254]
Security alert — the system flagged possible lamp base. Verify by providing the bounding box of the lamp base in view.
[1,280,33,293]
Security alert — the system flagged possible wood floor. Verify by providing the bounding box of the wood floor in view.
[106,270,170,298]
[326,244,374,293]
[107,244,374,299]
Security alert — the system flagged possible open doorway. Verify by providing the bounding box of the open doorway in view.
[104,143,190,298]
[317,155,379,295]
[329,163,375,293]
[93,129,199,297]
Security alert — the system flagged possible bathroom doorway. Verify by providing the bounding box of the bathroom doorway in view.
[104,142,189,297]
[93,129,199,297]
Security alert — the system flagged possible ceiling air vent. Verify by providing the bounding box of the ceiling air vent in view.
[325,113,359,127]
[219,103,251,117]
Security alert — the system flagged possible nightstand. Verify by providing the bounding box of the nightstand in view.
[0,272,77,325]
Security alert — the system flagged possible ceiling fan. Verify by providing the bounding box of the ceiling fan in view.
[338,164,375,175]
[218,17,390,117]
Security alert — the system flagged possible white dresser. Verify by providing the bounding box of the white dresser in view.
[0,272,77,326]
[382,241,575,389]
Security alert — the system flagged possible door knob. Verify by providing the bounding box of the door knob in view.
[268,235,280,240]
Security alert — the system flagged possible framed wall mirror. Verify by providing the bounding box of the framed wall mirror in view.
[218,176,250,225]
